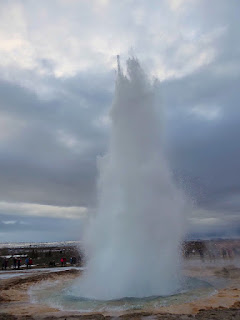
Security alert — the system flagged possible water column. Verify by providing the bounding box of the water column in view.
[78,57,186,300]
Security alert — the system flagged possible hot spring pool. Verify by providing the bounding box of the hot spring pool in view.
[29,277,216,313]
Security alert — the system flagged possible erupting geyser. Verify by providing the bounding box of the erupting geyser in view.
[78,57,186,300]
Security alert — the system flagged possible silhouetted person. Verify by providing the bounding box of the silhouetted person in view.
[17,258,21,269]
[49,260,55,267]
[4,259,8,270]
[70,257,76,265]
[13,257,17,269]
[199,248,204,262]
[3,259,8,270]
[222,248,227,259]
[227,248,233,259]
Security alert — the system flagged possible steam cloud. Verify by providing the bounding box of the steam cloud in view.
[77,58,186,300]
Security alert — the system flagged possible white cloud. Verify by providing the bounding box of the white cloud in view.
[190,216,220,226]
[0,3,37,71]
[168,0,196,12]
[93,114,111,128]
[2,220,17,224]
[0,201,87,219]
[0,0,227,84]
[189,105,221,121]
[57,129,90,153]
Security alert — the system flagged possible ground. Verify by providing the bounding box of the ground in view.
[1,243,240,319]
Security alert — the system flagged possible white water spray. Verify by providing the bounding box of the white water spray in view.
[78,57,186,300]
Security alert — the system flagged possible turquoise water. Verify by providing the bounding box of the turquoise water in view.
[30,277,216,313]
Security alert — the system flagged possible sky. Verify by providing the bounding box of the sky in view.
[0,0,240,242]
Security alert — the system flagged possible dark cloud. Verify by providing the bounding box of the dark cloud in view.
[163,56,240,215]
[0,72,113,207]
[0,213,85,242]
[0,0,240,241]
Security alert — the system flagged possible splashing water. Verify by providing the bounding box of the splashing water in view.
[77,57,186,300]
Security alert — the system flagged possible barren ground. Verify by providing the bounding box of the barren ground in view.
[1,262,240,319]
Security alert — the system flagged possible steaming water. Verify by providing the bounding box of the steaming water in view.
[30,277,215,313]
[77,58,186,300]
